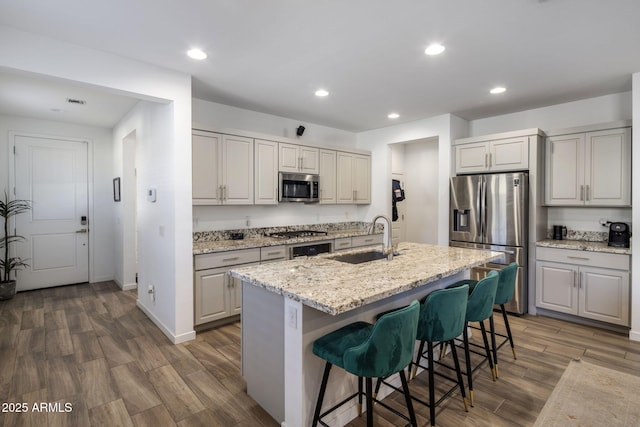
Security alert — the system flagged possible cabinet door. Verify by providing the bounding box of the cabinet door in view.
[579,266,629,326]
[279,143,300,172]
[194,268,230,325]
[254,139,278,205]
[545,134,584,206]
[584,128,631,206]
[192,132,221,205]
[455,142,488,174]
[536,261,578,315]
[353,154,371,204]
[222,135,254,204]
[489,137,528,171]
[229,276,243,315]
[336,152,354,203]
[300,146,319,174]
[319,149,336,204]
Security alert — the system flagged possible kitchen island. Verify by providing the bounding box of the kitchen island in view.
[229,242,501,427]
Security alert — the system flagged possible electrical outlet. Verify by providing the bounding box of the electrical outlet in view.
[287,306,297,329]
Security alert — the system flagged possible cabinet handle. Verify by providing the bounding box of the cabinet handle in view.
[574,271,578,288]
[580,185,584,201]
[485,153,488,168]
[488,152,492,168]
[218,185,223,201]
[223,185,227,201]
[222,256,239,262]
[567,256,589,261]
[586,185,590,201]
[265,251,281,256]
[353,190,357,200]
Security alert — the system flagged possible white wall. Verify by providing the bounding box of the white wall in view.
[0,24,194,344]
[193,99,357,146]
[0,114,115,283]
[469,92,632,136]
[192,98,363,231]
[403,138,439,244]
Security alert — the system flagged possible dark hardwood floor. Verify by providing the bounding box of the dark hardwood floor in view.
[1,281,639,426]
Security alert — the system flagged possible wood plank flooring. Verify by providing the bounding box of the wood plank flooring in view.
[1,281,639,426]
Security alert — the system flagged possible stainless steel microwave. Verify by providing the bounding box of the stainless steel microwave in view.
[279,172,319,203]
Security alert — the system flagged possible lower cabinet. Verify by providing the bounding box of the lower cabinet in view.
[194,248,261,326]
[536,247,630,326]
[194,266,249,324]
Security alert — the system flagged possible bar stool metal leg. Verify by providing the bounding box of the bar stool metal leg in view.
[501,304,517,359]
[312,362,332,427]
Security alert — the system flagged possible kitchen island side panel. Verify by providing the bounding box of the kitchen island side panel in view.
[242,283,285,422]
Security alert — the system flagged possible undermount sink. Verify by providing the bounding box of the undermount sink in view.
[329,250,399,264]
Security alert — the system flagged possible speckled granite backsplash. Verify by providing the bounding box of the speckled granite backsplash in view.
[193,221,383,242]
[545,229,609,242]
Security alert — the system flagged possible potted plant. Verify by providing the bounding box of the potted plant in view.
[0,192,31,300]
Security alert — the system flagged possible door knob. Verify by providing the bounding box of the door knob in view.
[76,229,88,233]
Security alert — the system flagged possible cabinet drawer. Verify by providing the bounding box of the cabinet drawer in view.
[195,248,261,270]
[334,237,352,251]
[536,247,629,270]
[351,234,383,248]
[260,245,287,262]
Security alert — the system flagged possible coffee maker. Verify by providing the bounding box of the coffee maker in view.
[608,222,630,248]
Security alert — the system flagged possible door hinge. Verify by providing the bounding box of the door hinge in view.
[13,146,16,155]
[135,273,138,283]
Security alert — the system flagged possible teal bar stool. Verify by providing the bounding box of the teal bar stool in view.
[448,263,519,379]
[448,270,499,406]
[410,285,470,427]
[490,262,519,378]
[311,300,420,427]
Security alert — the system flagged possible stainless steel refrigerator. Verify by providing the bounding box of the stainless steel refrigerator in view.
[449,172,528,314]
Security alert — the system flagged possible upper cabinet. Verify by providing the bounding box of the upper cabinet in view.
[337,152,371,204]
[279,143,319,174]
[254,139,278,205]
[545,126,631,206]
[454,136,529,174]
[192,131,254,205]
[192,128,370,206]
[319,149,337,204]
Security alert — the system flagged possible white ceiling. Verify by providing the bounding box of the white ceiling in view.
[1,0,639,132]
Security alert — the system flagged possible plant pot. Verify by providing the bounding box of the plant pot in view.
[0,280,16,300]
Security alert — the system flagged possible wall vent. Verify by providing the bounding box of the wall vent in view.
[66,98,87,105]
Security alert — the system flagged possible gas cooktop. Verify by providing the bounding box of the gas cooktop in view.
[267,230,328,239]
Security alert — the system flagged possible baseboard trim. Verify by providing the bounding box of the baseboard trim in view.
[121,282,137,291]
[629,330,640,342]
[136,300,196,344]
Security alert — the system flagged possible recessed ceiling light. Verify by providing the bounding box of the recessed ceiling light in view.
[315,89,329,97]
[490,86,507,94]
[187,49,207,60]
[388,113,400,119]
[425,43,445,56]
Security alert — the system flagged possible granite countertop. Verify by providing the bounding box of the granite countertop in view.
[193,229,380,255]
[536,239,631,255]
[228,242,501,315]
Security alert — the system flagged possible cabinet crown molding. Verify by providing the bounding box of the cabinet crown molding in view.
[544,120,631,137]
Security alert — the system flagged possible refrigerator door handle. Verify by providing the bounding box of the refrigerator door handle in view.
[476,179,483,240]
[481,177,487,240]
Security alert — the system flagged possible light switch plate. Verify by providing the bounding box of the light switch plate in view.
[147,188,156,202]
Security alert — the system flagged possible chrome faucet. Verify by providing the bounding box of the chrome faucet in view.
[369,214,394,260]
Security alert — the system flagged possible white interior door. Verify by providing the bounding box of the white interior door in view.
[13,135,89,291]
